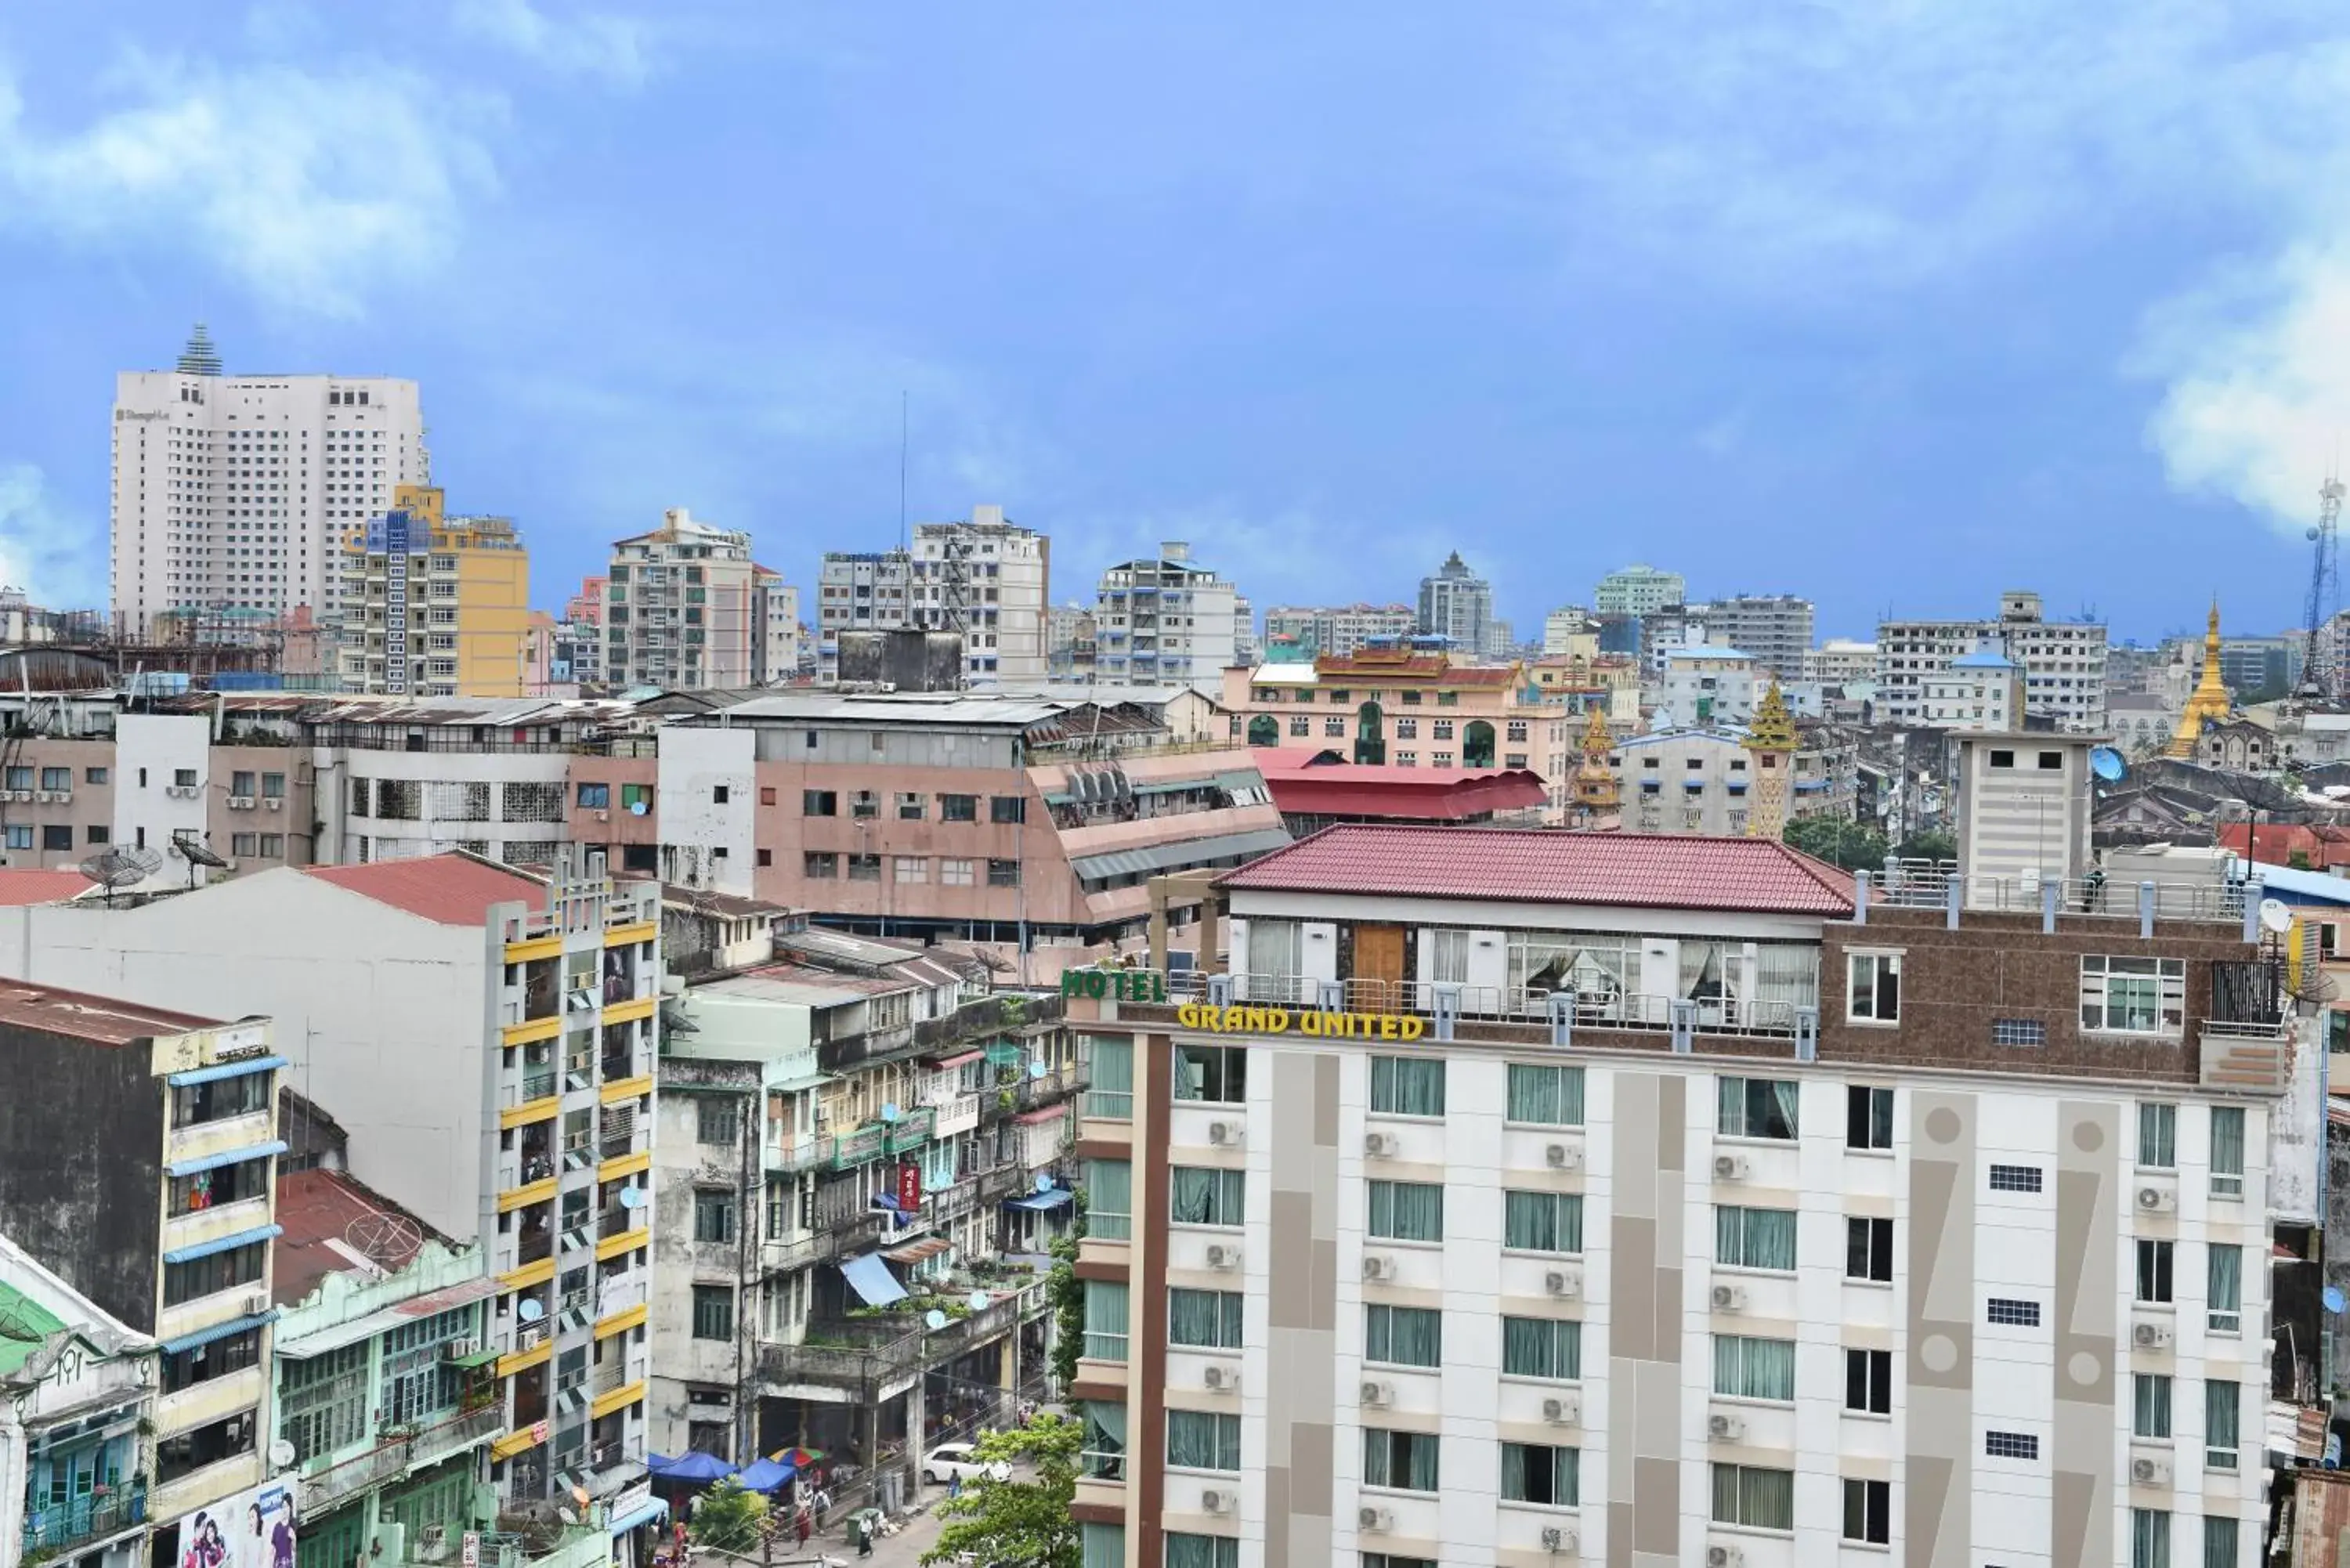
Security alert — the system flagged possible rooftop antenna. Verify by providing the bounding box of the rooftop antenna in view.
[898,390,909,555]
[344,1210,424,1270]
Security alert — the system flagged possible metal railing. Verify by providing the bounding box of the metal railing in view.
[1871,865,2247,923]
[20,1483,146,1555]
[1203,971,1811,1039]
[298,1407,503,1517]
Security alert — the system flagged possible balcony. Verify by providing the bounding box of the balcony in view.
[598,1124,638,1162]
[21,1482,146,1557]
[295,1407,502,1518]
[517,1227,554,1266]
[828,1124,887,1170]
[766,1136,830,1175]
[506,1070,558,1108]
[884,1105,938,1154]
[596,1274,647,1320]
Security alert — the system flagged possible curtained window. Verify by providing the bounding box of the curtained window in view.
[1506,1064,1585,1126]
[2209,1107,2245,1196]
[1504,1191,1584,1254]
[2203,1517,2238,1568]
[2137,1103,2177,1169]
[2131,1509,2171,1568]
[1173,1043,1246,1104]
[1080,1402,1126,1480]
[1168,1289,1244,1349]
[1079,1525,1126,1568]
[1083,1036,1133,1120]
[1502,1317,1582,1381]
[1709,1464,1794,1530]
[1082,1281,1129,1362]
[1712,1335,1795,1402]
[2207,1245,2241,1332]
[2132,1373,2171,1439]
[1716,1206,1797,1271]
[1365,1305,1442,1368]
[1368,1180,1444,1242]
[1246,920,1302,999]
[1500,1443,1579,1507]
[1362,1429,1440,1493]
[1164,1535,1238,1568]
[1169,1167,1246,1227]
[1508,934,1632,999]
[1717,1077,1799,1140]
[1086,1159,1132,1241]
[1370,1057,1446,1118]
[1166,1411,1241,1472]
[2205,1379,2240,1470]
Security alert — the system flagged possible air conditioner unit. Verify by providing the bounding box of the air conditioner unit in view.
[1710,1284,1748,1312]
[1706,1547,1744,1568]
[243,1292,270,1317]
[1202,1364,1240,1392]
[1540,1526,1575,1554]
[262,797,283,811]
[1542,1395,1580,1425]
[446,1338,479,1357]
[32,790,52,804]
[1357,1507,1394,1533]
[2132,1321,2175,1350]
[1205,1244,1241,1270]
[1712,1154,1750,1181]
[1201,1489,1235,1515]
[1546,1269,1581,1299]
[2131,1455,2173,1487]
[517,1325,544,1349]
[1364,1133,1399,1158]
[1208,1121,1242,1147]
[1362,1254,1398,1283]
[1707,1412,1744,1443]
[2135,1186,2177,1213]
[1359,1379,1394,1407]
[228,796,256,810]
[1546,1143,1582,1171]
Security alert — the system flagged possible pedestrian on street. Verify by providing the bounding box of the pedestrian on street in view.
[855,1518,873,1559]
[795,1507,810,1548]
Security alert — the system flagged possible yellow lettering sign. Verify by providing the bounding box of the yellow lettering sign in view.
[1172,1006,1429,1041]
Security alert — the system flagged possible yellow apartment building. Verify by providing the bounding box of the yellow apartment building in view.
[337,485,532,697]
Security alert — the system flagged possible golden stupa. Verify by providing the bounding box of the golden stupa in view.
[2165,600,2232,759]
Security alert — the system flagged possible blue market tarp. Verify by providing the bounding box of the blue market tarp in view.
[736,1457,797,1492]
[841,1251,909,1307]
[653,1451,738,1482]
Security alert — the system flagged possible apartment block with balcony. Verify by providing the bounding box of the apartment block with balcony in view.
[1061,822,2305,1566]
[606,510,760,692]
[650,927,1082,1511]
[0,988,285,1558]
[2,1230,158,1568]
[0,847,665,1537]
[331,484,532,699]
[1094,543,1240,689]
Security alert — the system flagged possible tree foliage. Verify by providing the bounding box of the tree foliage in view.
[920,1412,1084,1568]
[1893,829,1957,865]
[1046,1190,1089,1391]
[1783,815,1887,872]
[687,1479,769,1557]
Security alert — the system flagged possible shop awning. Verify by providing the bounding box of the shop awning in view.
[1068,828,1292,884]
[166,1054,287,1087]
[883,1236,952,1265]
[166,1140,288,1178]
[840,1252,909,1308]
[159,1307,277,1354]
[608,1496,669,1535]
[1007,1188,1076,1212]
[162,1222,282,1265]
[925,1050,983,1070]
[277,1276,501,1358]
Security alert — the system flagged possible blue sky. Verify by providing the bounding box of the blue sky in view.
[3,1,2348,645]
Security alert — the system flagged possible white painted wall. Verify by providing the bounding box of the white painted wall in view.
[327,749,574,865]
[657,725,756,894]
[114,714,215,885]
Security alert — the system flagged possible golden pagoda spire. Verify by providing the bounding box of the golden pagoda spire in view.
[1741,680,1799,753]
[1741,681,1798,841]
[2166,597,2233,759]
[1569,703,1619,823]
[1580,703,1612,760]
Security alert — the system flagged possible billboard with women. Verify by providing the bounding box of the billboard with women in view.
[172,1479,295,1568]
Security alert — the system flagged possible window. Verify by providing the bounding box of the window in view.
[1165,1535,1238,1568]
[1718,1076,1799,1140]
[1990,749,2016,768]
[1845,1348,1891,1414]
[1507,1064,1585,1125]
[1362,1429,1439,1492]
[2037,750,2063,769]
[169,1155,271,1216]
[1173,1042,1246,1103]
[802,790,837,816]
[2081,956,2186,1035]
[1987,1298,2041,1327]
[1500,1443,1579,1507]
[1848,952,1900,1022]
[988,858,1021,887]
[1170,1166,1245,1227]
[1716,1205,1796,1270]
[2207,1243,2241,1332]
[279,1342,370,1461]
[164,1241,267,1306]
[85,825,107,845]
[2206,1378,2239,1469]
[85,766,107,785]
[1085,1036,1133,1119]
[803,851,838,879]
[1504,1191,1584,1254]
[941,794,978,822]
[1984,1430,2038,1459]
[1842,1479,1891,1545]
[1713,1335,1796,1401]
[1709,1463,1795,1531]
[693,1190,736,1244]
[1427,927,1470,983]
[850,790,878,818]
[171,1070,270,1127]
[40,825,69,851]
[1989,1164,2043,1194]
[697,1100,740,1146]
[1166,1411,1239,1472]
[940,858,974,886]
[230,832,258,857]
[1086,1158,1132,1241]
[848,854,881,881]
[161,1326,261,1393]
[1369,1057,1444,1117]
[1082,1524,1126,1568]
[692,1285,734,1340]
[2210,1107,2245,1197]
[2203,1517,2239,1568]
[2136,1239,2175,1304]
[892,856,928,883]
[1083,1281,1129,1361]
[2132,1373,2171,1439]
[1846,1086,1893,1150]
[1372,1184,1438,1241]
[1846,1217,1894,1282]
[38,768,67,792]
[1362,1559,1435,1568]
[2131,1508,2170,1568]
[760,786,776,806]
[2138,1103,2178,1169]
[1502,1317,1582,1380]
[1168,1288,1243,1349]
[989,796,1026,824]
[5,825,29,851]
[1993,1017,2047,1046]
[1365,1304,1442,1367]
[157,1409,256,1483]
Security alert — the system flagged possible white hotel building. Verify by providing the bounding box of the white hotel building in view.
[1065,824,2305,1568]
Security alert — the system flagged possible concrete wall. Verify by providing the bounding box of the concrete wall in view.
[656,726,755,894]
[117,714,215,884]
[0,1029,164,1330]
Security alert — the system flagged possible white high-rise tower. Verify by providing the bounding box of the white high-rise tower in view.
[110,324,428,635]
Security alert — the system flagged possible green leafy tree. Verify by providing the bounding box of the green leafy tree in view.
[921,1412,1083,1568]
[1784,815,1887,872]
[1046,1190,1090,1392]
[687,1479,769,1557]
[1893,829,1956,865]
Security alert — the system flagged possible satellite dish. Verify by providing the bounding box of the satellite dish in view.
[345,1212,424,1268]
[881,1103,902,1123]
[967,1291,989,1313]
[1034,1173,1054,1193]
[1028,1060,1047,1079]
[620,1186,646,1209]
[2088,746,2127,782]
[2327,1287,2346,1315]
[518,1298,545,1322]
[2261,899,2294,934]
[268,1439,297,1470]
[628,801,648,815]
[558,1508,580,1528]
[924,1309,949,1331]
[78,845,164,891]
[0,1299,48,1343]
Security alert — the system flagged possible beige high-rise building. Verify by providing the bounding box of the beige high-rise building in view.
[606,509,758,690]
[334,485,531,697]
[110,323,428,634]
[815,504,1051,685]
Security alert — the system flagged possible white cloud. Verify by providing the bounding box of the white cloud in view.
[454,0,649,89]
[0,464,101,606]
[0,54,497,317]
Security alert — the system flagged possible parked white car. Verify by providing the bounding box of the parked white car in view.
[922,1442,1013,1485]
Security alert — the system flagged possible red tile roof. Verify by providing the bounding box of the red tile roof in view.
[1250,751,1549,822]
[0,869,97,905]
[1217,825,1856,916]
[1311,652,1520,686]
[302,854,544,926]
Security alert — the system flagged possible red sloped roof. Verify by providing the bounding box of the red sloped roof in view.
[303,854,544,926]
[0,869,97,906]
[1218,824,1855,915]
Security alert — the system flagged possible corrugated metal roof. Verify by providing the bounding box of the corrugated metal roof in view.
[1217,825,1856,916]
[1070,827,1294,883]
[303,855,544,926]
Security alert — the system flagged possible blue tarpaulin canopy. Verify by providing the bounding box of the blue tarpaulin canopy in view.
[736,1457,797,1491]
[840,1252,909,1307]
[1007,1188,1075,1212]
[651,1451,738,1482]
